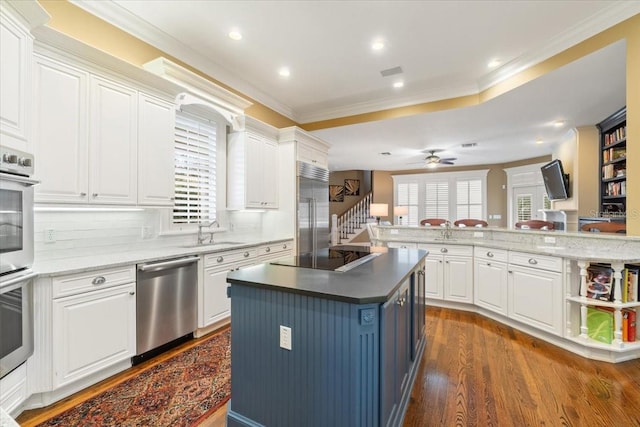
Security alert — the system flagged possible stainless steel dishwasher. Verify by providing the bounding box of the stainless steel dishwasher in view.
[134,256,199,363]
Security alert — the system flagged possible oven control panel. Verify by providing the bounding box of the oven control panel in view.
[0,147,34,176]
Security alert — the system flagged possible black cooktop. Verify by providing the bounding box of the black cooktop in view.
[271,246,374,271]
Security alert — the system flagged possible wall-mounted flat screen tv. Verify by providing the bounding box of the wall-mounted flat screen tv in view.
[541,159,570,200]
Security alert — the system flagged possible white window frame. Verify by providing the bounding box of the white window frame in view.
[392,170,489,224]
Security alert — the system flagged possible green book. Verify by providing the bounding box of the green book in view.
[587,307,614,344]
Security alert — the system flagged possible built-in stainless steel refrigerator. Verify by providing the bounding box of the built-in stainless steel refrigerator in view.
[297,161,330,256]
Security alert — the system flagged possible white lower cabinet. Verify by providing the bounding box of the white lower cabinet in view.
[474,248,509,316]
[418,244,473,303]
[201,248,258,328]
[507,252,563,336]
[51,267,136,388]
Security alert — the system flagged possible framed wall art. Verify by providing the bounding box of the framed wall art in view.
[344,179,360,196]
[329,185,344,202]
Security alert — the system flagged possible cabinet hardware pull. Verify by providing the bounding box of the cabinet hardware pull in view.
[92,193,98,197]
[244,252,250,257]
[487,263,492,267]
[265,247,271,252]
[217,256,224,263]
[283,244,287,249]
[396,297,405,306]
[445,260,449,263]
[528,258,538,265]
[92,276,106,285]
[129,291,135,295]
[508,270,513,274]
[487,252,494,257]
[440,248,448,253]
[80,192,87,196]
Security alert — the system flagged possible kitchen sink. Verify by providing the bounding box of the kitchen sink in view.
[181,241,244,249]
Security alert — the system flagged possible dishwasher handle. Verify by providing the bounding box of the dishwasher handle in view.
[137,256,199,272]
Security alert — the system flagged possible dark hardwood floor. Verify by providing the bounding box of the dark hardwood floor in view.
[18,308,640,426]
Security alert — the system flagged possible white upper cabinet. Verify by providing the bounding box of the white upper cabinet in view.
[89,76,138,205]
[33,48,177,206]
[137,93,175,206]
[32,54,89,203]
[297,140,328,169]
[227,116,279,210]
[279,126,331,170]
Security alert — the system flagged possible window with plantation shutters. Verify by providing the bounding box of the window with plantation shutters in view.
[393,170,487,225]
[397,182,419,225]
[456,179,482,219]
[173,112,218,225]
[516,194,533,221]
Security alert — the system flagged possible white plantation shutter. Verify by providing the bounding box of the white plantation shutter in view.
[456,179,482,219]
[173,112,218,224]
[424,181,449,219]
[397,182,419,225]
[516,194,532,221]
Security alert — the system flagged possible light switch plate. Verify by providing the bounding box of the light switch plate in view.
[279,325,292,350]
[473,231,484,238]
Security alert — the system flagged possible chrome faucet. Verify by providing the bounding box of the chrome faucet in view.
[441,220,452,240]
[197,220,220,245]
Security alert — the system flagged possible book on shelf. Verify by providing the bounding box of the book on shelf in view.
[623,308,637,343]
[624,265,639,303]
[604,126,626,146]
[587,307,614,344]
[584,264,614,301]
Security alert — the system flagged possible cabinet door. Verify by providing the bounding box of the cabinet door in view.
[424,255,443,299]
[0,10,31,150]
[52,283,136,387]
[244,133,264,208]
[89,76,138,205]
[261,139,279,208]
[202,267,232,327]
[508,266,563,336]
[33,55,89,203]
[444,255,473,303]
[474,260,508,316]
[137,93,175,206]
[412,264,426,360]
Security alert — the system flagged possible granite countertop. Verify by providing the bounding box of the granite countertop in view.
[227,247,428,304]
[33,237,293,276]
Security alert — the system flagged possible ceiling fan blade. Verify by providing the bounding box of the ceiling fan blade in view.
[440,160,455,165]
[439,157,457,162]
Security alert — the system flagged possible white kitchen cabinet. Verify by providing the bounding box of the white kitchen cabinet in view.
[508,251,563,336]
[227,117,279,210]
[0,4,32,151]
[257,240,293,262]
[32,53,89,203]
[51,267,136,388]
[418,244,473,303]
[474,248,509,316]
[201,248,258,328]
[137,92,175,206]
[89,75,138,204]
[297,140,328,169]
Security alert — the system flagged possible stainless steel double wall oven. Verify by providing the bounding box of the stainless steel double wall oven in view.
[0,147,38,379]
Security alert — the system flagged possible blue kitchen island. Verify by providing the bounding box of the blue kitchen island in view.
[225,247,427,427]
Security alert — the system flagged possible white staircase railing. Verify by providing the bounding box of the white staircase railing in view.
[332,192,372,244]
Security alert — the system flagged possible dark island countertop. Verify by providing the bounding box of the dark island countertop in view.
[226,247,428,304]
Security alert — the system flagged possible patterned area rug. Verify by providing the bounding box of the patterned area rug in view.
[37,329,231,427]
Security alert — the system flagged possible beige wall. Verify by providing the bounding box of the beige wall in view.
[329,170,371,218]
[373,155,551,227]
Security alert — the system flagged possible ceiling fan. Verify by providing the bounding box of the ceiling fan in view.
[419,150,457,168]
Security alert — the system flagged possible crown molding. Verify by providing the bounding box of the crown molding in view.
[478,2,640,91]
[3,0,50,31]
[278,126,331,150]
[70,0,296,120]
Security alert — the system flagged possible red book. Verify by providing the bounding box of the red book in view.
[627,309,637,343]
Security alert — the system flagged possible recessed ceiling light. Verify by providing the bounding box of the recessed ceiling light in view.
[371,40,385,51]
[228,30,242,41]
[487,59,501,68]
[536,139,544,144]
[393,81,404,88]
[553,120,566,127]
[279,67,291,77]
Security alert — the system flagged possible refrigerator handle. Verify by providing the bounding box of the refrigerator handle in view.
[311,197,317,251]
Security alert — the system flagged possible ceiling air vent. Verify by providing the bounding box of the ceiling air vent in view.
[461,143,477,148]
[380,66,403,77]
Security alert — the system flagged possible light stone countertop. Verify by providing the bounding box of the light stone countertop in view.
[370,225,640,263]
[32,237,294,276]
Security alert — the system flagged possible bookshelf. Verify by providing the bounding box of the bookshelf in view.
[566,260,640,353]
[597,107,626,220]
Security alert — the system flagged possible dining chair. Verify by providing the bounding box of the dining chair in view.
[454,219,488,228]
[580,222,626,233]
[515,220,555,230]
[420,218,448,227]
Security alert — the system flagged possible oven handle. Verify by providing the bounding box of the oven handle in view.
[0,270,38,289]
[0,172,39,186]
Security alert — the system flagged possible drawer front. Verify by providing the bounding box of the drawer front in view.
[52,266,136,298]
[418,244,472,257]
[474,247,508,262]
[204,248,258,269]
[258,241,293,257]
[509,251,562,272]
